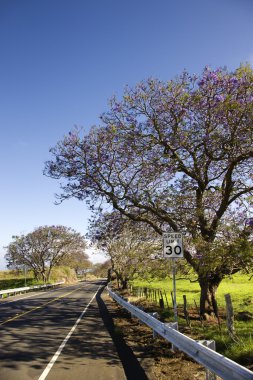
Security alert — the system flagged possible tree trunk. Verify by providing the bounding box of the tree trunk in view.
[33,270,39,281]
[46,265,53,282]
[107,268,111,283]
[114,270,120,288]
[199,276,221,318]
[121,277,128,290]
[42,271,47,284]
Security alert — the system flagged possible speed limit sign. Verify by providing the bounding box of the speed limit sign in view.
[163,232,184,258]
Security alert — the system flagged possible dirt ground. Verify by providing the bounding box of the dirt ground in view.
[102,291,210,380]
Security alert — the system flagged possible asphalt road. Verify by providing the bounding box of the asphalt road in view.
[0,280,127,380]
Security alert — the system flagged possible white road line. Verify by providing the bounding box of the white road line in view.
[38,286,101,380]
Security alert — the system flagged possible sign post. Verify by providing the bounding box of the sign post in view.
[163,232,184,322]
[23,265,27,287]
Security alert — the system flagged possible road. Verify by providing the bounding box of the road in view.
[0,280,127,380]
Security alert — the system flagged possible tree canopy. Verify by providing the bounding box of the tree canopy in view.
[60,250,91,275]
[88,211,163,288]
[5,225,87,282]
[44,65,253,315]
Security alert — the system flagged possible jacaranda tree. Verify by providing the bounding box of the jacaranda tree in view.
[44,65,253,316]
[5,225,87,282]
[88,211,162,289]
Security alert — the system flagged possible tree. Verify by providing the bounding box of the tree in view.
[88,211,162,289]
[92,260,111,278]
[5,226,87,282]
[44,65,253,316]
[60,250,92,275]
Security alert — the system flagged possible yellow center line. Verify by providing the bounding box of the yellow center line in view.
[0,286,84,326]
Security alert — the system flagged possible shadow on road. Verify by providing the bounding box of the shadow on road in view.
[96,286,149,380]
[0,281,149,379]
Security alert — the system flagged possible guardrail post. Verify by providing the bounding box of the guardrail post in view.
[197,340,217,380]
[148,312,159,338]
[165,322,178,351]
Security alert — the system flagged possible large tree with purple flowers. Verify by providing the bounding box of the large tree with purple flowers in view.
[5,226,87,283]
[44,65,253,317]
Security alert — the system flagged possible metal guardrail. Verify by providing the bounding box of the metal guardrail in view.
[0,281,65,298]
[108,287,253,380]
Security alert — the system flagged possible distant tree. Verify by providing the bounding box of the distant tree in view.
[92,260,111,278]
[60,250,92,275]
[88,211,162,289]
[5,226,87,282]
[44,65,253,316]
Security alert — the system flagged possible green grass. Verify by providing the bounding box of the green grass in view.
[0,278,43,290]
[130,273,253,367]
[0,266,77,291]
[224,337,253,365]
[131,273,253,314]
[0,270,43,290]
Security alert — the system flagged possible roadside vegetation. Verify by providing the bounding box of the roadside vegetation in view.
[132,273,252,313]
[130,272,253,367]
[0,266,78,291]
[0,270,42,290]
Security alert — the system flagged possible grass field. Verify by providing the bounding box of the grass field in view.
[131,273,253,366]
[0,266,77,291]
[132,273,253,313]
[0,270,43,290]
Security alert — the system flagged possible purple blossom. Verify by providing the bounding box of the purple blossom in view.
[215,94,225,102]
[113,103,122,112]
[230,76,239,85]
[246,218,253,227]
[207,72,219,82]
[198,79,205,87]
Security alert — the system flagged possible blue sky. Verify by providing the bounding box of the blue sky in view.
[0,0,253,268]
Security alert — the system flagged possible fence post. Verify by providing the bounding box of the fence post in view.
[159,290,165,309]
[163,290,169,308]
[183,294,191,329]
[225,293,236,339]
[194,299,204,328]
[171,291,174,307]
[225,293,236,338]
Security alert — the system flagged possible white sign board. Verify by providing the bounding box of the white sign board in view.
[163,232,184,258]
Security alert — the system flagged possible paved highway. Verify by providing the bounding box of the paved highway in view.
[0,280,126,380]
